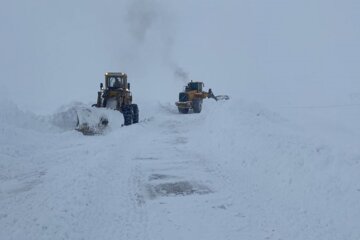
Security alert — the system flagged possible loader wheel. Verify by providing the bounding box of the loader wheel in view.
[132,104,139,123]
[192,99,202,113]
[178,107,189,114]
[123,105,133,126]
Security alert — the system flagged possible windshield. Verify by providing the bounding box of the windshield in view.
[188,82,202,91]
[108,76,124,88]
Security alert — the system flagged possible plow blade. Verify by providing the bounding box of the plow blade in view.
[75,106,109,135]
[51,103,115,135]
[175,101,192,108]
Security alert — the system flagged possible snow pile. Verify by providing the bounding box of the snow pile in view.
[49,102,82,131]
[0,98,50,132]
[49,102,124,134]
[0,98,360,240]
[189,98,360,239]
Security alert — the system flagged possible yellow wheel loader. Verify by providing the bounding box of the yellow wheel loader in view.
[175,81,229,114]
[93,72,139,125]
[75,72,139,135]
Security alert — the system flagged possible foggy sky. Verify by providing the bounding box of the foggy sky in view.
[0,0,359,114]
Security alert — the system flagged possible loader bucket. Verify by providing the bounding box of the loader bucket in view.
[75,107,109,135]
[215,95,230,101]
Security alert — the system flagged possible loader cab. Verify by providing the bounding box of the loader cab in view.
[105,72,128,90]
[186,81,204,92]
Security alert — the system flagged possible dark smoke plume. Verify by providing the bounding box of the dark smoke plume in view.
[125,0,159,43]
[174,66,189,83]
[125,0,190,82]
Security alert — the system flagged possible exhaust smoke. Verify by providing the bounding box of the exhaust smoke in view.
[125,0,190,83]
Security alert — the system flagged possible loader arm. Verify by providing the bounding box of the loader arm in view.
[205,89,218,101]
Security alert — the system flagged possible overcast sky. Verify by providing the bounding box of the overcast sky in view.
[0,0,359,114]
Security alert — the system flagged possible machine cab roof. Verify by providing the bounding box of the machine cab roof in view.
[105,72,128,89]
[186,81,204,92]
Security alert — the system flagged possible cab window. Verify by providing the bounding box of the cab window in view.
[108,77,123,88]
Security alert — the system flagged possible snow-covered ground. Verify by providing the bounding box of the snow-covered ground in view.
[1,97,360,240]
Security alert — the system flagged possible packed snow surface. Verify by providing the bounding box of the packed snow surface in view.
[1,98,360,240]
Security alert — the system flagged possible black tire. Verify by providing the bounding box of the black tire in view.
[178,107,189,114]
[192,99,202,113]
[132,104,139,124]
[123,105,133,126]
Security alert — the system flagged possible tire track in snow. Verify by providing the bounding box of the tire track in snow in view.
[127,107,245,239]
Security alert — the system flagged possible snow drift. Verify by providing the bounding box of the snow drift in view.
[0,98,360,240]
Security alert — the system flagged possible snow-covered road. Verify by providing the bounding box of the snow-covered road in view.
[1,98,360,240]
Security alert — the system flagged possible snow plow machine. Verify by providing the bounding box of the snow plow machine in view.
[75,72,139,135]
[175,81,229,114]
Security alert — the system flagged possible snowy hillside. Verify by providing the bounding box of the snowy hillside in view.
[1,98,360,240]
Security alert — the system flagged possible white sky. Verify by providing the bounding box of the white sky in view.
[0,0,359,114]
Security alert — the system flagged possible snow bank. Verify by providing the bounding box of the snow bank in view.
[0,98,50,132]
[1,97,359,240]
[189,98,360,239]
